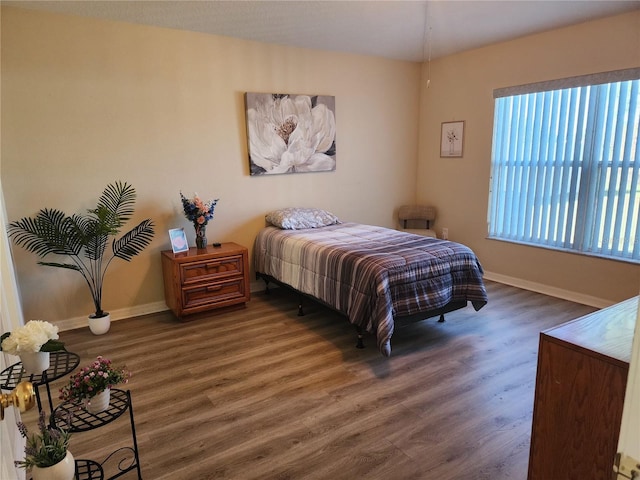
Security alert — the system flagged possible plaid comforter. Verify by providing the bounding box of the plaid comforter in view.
[254,223,488,356]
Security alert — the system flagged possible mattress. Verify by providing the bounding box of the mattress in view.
[254,222,488,356]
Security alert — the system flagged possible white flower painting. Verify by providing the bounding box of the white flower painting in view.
[245,92,336,175]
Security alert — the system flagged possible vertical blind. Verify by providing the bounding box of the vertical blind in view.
[488,69,640,262]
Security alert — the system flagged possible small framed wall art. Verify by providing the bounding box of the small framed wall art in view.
[169,228,189,254]
[440,120,465,158]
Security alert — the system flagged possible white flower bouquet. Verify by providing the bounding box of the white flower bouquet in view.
[0,320,65,355]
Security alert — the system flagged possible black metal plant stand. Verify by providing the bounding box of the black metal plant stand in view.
[51,389,142,480]
[0,351,80,413]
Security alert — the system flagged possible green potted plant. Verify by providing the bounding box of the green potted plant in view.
[8,181,154,335]
[15,410,74,480]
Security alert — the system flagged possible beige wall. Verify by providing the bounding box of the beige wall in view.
[1,7,421,324]
[1,7,638,327]
[418,11,640,305]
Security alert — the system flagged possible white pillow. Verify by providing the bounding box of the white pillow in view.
[265,208,341,230]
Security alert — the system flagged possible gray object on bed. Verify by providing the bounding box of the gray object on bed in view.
[254,220,488,357]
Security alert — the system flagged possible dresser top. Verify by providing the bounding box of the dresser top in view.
[161,241,247,261]
[542,296,638,366]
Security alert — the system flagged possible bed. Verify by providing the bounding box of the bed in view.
[254,209,488,357]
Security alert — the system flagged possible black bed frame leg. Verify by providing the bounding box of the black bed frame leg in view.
[298,295,305,316]
[438,314,445,323]
[355,326,365,349]
[261,277,271,295]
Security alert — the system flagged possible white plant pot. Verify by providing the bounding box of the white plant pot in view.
[32,450,75,480]
[87,387,111,414]
[20,351,50,375]
[88,313,111,335]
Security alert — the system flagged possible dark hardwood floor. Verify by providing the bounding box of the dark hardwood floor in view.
[27,280,597,479]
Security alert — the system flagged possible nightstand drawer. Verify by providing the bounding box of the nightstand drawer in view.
[180,255,244,285]
[182,277,246,310]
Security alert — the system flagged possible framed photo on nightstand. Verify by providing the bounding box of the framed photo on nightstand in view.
[169,228,189,254]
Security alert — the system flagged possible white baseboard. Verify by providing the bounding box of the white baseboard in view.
[57,301,169,332]
[57,274,610,331]
[483,271,614,309]
[58,282,270,332]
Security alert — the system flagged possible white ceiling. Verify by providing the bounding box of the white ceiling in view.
[3,0,639,62]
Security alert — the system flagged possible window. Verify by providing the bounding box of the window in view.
[488,68,640,263]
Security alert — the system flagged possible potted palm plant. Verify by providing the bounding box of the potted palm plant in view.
[8,181,154,335]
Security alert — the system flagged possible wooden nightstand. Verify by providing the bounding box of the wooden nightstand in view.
[161,242,250,320]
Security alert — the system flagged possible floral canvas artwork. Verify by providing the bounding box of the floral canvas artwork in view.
[245,92,336,175]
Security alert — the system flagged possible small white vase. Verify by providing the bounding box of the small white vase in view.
[88,313,111,335]
[32,450,75,480]
[20,351,50,375]
[87,388,111,414]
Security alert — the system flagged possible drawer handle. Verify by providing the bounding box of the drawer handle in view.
[205,264,231,272]
[207,285,223,292]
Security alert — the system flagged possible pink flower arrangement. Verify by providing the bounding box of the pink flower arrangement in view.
[59,356,130,401]
[180,192,219,226]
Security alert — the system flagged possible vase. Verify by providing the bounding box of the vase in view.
[88,312,110,335]
[195,223,207,249]
[32,450,75,480]
[20,351,50,375]
[87,388,111,414]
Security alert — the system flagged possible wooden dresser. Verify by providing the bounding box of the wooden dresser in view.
[527,296,638,480]
[161,242,250,320]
